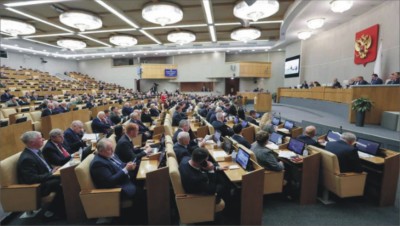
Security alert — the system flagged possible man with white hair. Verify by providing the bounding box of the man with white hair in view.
[64,120,87,153]
[42,128,72,166]
[129,111,152,141]
[41,102,55,117]
[17,131,64,218]
[325,132,362,173]
[92,111,113,134]
[173,131,191,163]
[212,112,234,138]
[296,125,323,148]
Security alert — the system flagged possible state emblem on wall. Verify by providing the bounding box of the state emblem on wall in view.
[354,24,379,66]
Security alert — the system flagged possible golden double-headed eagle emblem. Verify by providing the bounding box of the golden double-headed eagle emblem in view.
[355,34,372,59]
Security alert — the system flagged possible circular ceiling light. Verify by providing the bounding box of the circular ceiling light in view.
[142,2,183,26]
[0,18,36,36]
[57,39,86,50]
[231,27,261,43]
[59,10,102,32]
[307,18,325,29]
[109,35,138,47]
[330,0,353,13]
[298,31,312,40]
[167,31,196,45]
[233,0,279,22]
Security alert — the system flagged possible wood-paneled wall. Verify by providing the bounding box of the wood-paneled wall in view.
[141,64,177,80]
[239,62,271,78]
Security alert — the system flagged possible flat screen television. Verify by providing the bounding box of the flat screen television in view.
[236,148,250,170]
[356,138,380,156]
[326,130,341,142]
[288,138,306,155]
[272,117,281,126]
[285,55,300,78]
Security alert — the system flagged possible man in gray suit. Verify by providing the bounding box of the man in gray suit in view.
[251,131,284,171]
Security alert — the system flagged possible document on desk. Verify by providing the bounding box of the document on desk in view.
[277,128,289,133]
[358,151,373,158]
[278,150,297,159]
[82,133,99,141]
[266,143,279,150]
[212,151,228,161]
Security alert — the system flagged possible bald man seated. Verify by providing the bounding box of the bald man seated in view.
[296,125,323,148]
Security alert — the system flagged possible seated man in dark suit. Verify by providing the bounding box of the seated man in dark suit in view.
[246,110,259,126]
[140,107,153,123]
[91,111,113,134]
[332,78,342,88]
[115,123,152,163]
[43,129,72,167]
[129,111,152,141]
[41,102,55,117]
[64,120,88,153]
[110,106,122,125]
[231,124,251,149]
[212,112,234,138]
[387,72,400,84]
[197,102,208,117]
[251,131,284,171]
[149,103,160,117]
[172,105,187,127]
[354,76,369,85]
[90,138,137,200]
[17,131,64,218]
[325,132,362,173]
[173,131,192,163]
[370,73,383,85]
[296,125,324,148]
[0,89,11,102]
[179,148,227,203]
[122,102,133,117]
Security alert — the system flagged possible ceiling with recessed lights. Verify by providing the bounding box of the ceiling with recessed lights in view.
[0,0,385,59]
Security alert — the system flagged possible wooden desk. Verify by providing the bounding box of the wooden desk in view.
[277,125,303,138]
[360,149,399,206]
[218,161,247,183]
[136,159,158,180]
[274,146,321,205]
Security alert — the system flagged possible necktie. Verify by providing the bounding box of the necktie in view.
[110,157,123,168]
[57,143,70,157]
[37,150,52,172]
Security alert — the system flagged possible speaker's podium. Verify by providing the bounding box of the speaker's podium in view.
[254,93,271,112]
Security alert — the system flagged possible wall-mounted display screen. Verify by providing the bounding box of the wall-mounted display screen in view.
[285,55,300,78]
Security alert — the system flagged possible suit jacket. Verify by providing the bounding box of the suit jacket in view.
[332,81,342,88]
[173,143,191,163]
[115,134,146,163]
[90,154,136,199]
[64,128,86,153]
[122,106,133,116]
[130,119,149,134]
[355,80,369,85]
[296,135,322,148]
[150,108,159,117]
[246,116,259,126]
[371,78,383,84]
[179,159,217,195]
[228,105,237,116]
[0,92,11,102]
[212,120,234,138]
[91,117,111,134]
[17,148,61,196]
[232,134,251,149]
[110,112,122,125]
[41,108,52,117]
[42,141,71,166]
[387,78,400,84]
[141,113,153,123]
[325,140,362,173]
[172,111,184,127]
[251,143,283,171]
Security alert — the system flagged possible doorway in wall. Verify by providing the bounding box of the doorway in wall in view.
[135,79,141,92]
[225,78,240,95]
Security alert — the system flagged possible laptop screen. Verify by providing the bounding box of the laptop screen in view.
[269,132,283,145]
[284,120,294,130]
[288,138,306,155]
[236,148,250,170]
[356,138,380,155]
[272,117,280,126]
[234,117,239,124]
[222,137,233,154]
[241,120,248,128]
[326,130,341,142]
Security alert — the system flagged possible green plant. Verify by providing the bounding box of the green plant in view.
[351,97,373,113]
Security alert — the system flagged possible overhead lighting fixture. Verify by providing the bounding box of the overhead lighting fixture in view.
[25,32,73,38]
[60,10,102,32]
[330,0,353,13]
[4,0,70,7]
[298,31,312,40]
[57,39,86,50]
[209,25,217,42]
[167,31,196,45]
[202,0,214,24]
[307,18,325,29]
[233,0,279,22]
[109,35,138,47]
[95,0,139,28]
[231,27,261,43]
[0,18,36,36]
[142,2,183,26]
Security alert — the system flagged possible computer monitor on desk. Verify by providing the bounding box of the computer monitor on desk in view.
[272,117,281,126]
[222,137,233,154]
[288,138,306,155]
[213,130,221,143]
[356,138,380,156]
[241,120,248,128]
[284,120,294,130]
[326,130,341,142]
[269,132,283,145]
[236,148,250,171]
[234,116,239,124]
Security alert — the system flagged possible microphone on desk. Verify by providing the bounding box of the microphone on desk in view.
[279,112,281,118]
[340,126,343,133]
